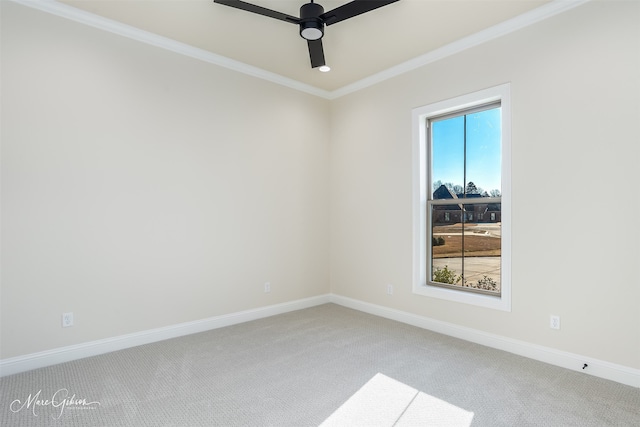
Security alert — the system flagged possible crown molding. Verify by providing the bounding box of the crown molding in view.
[328,0,591,99]
[8,0,333,99]
[9,0,590,100]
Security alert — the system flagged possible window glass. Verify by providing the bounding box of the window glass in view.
[428,105,501,295]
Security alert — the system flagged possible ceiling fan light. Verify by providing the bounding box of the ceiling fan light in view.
[300,22,323,40]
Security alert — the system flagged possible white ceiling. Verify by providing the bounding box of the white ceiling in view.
[41,0,576,95]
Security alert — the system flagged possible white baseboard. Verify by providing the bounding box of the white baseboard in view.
[329,294,640,389]
[3,293,638,389]
[0,294,331,377]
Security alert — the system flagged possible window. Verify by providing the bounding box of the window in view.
[412,84,511,311]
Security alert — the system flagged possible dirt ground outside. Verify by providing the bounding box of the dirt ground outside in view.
[432,223,501,258]
[431,223,501,292]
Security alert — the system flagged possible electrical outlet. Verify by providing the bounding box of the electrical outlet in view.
[264,282,271,293]
[62,312,74,328]
[386,284,393,295]
[550,315,560,330]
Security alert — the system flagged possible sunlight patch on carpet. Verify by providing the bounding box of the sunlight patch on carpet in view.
[320,373,474,427]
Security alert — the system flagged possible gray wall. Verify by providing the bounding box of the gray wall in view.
[2,1,639,372]
[329,0,639,369]
[1,2,330,358]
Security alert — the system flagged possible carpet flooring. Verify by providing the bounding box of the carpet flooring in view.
[1,303,638,426]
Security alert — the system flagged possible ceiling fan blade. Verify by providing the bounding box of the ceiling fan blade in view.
[307,39,325,68]
[213,0,299,24]
[320,0,400,26]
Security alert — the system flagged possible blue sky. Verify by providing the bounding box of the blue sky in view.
[431,107,501,195]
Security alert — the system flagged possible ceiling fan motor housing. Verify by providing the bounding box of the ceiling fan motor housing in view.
[299,2,324,40]
[213,0,401,69]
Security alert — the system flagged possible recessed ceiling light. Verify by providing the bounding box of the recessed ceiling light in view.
[319,65,331,72]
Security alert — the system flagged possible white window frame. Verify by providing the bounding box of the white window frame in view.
[412,84,512,311]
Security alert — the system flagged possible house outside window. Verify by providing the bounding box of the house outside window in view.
[412,84,511,311]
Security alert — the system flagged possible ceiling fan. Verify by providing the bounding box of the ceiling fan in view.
[213,0,400,70]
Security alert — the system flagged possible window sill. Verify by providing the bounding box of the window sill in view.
[413,282,511,312]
